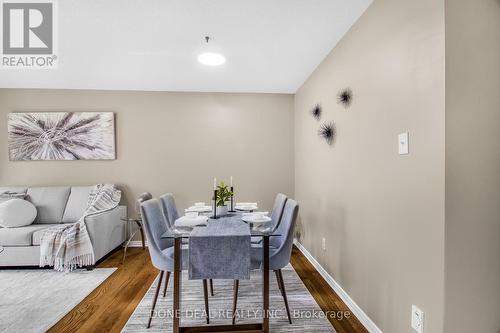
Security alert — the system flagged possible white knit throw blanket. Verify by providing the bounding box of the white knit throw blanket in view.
[39,184,121,272]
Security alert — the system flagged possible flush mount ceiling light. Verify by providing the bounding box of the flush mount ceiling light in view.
[198,36,226,66]
[198,52,226,66]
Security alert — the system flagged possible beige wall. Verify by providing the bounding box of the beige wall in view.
[294,0,445,332]
[0,90,294,235]
[444,0,500,332]
[2,1,499,332]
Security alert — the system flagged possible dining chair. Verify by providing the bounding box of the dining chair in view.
[159,193,179,228]
[141,198,211,328]
[232,199,299,325]
[251,193,287,244]
[159,193,215,296]
[269,193,288,231]
[135,192,153,219]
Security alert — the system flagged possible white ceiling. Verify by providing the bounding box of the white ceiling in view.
[0,0,372,93]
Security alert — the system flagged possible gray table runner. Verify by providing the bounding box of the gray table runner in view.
[189,217,251,280]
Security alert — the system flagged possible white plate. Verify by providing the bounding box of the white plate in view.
[235,205,258,211]
[242,211,269,217]
[241,215,272,224]
[186,206,212,213]
[236,202,257,206]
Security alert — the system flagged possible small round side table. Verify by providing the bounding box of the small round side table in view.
[121,217,146,264]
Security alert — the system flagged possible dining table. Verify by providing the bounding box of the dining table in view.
[161,211,278,333]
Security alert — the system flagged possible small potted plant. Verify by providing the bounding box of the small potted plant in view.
[213,181,233,216]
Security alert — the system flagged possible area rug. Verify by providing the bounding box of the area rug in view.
[0,268,116,333]
[122,264,336,332]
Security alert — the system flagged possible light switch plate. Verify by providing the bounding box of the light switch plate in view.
[398,132,409,155]
[411,305,424,333]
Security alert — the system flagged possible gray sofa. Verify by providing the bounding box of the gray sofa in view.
[0,186,127,267]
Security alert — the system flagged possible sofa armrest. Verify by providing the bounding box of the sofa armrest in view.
[85,205,127,262]
[84,205,124,219]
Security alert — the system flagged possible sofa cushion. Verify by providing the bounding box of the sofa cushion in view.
[0,224,58,246]
[27,187,71,224]
[62,186,92,223]
[0,199,37,228]
[32,224,67,245]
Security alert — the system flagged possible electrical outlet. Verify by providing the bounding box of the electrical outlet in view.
[322,238,326,251]
[411,305,424,333]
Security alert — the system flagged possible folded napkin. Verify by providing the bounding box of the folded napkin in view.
[189,220,250,280]
[187,205,211,209]
[175,215,208,228]
[185,206,212,213]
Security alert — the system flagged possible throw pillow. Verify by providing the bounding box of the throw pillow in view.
[0,198,37,228]
[0,191,26,204]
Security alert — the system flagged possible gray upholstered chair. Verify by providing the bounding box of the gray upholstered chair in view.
[251,193,287,244]
[134,192,152,247]
[268,193,287,232]
[232,199,299,324]
[159,193,178,228]
[141,198,210,328]
[135,192,153,219]
[159,193,215,296]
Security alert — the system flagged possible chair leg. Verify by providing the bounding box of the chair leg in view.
[139,226,146,249]
[274,270,282,293]
[147,271,164,328]
[277,269,292,324]
[209,279,214,296]
[203,279,210,324]
[163,271,170,297]
[232,280,239,325]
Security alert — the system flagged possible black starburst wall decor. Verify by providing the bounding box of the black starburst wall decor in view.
[318,121,336,145]
[310,104,322,120]
[337,88,353,108]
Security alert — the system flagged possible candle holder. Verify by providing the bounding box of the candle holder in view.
[228,186,236,213]
[211,189,219,219]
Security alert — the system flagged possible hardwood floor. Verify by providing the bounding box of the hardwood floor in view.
[48,246,367,333]
[290,247,368,333]
[48,248,158,333]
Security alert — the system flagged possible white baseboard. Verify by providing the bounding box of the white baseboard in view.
[126,240,148,247]
[293,239,383,333]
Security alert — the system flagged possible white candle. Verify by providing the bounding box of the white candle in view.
[230,176,233,187]
[213,178,216,190]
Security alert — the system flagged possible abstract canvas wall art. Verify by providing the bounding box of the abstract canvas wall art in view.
[8,112,116,161]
